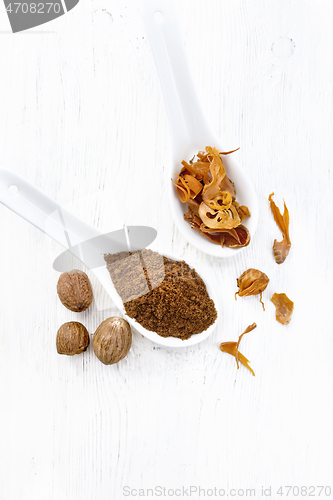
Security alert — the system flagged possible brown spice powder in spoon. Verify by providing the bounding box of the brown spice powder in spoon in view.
[104,249,217,340]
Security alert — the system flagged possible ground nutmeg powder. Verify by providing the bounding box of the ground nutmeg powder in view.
[104,249,217,340]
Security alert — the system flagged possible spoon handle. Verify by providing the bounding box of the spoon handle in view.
[140,0,218,154]
[0,168,101,249]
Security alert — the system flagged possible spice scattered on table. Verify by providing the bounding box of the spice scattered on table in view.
[220,323,257,376]
[104,249,217,340]
[271,293,294,325]
[235,268,269,310]
[172,146,251,248]
[268,192,291,264]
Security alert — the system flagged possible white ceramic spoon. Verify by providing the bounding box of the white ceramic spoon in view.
[141,0,258,257]
[0,168,219,347]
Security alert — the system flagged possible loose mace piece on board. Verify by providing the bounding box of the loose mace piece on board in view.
[271,293,294,325]
[220,323,257,376]
[235,268,269,310]
[268,192,291,264]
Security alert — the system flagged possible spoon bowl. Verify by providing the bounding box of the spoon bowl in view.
[141,0,259,257]
[95,251,219,347]
[169,147,258,258]
[0,168,219,347]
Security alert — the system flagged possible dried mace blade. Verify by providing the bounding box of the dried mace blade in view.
[173,146,251,249]
[220,323,257,376]
[271,293,294,325]
[235,268,269,311]
[268,192,291,264]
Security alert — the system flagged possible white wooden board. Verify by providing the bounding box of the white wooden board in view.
[0,0,332,498]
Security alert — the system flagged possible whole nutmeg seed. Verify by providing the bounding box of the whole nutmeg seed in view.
[93,317,132,365]
[57,269,93,312]
[56,322,90,356]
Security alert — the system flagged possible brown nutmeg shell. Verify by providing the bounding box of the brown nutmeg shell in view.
[56,322,90,355]
[93,317,132,365]
[57,269,93,312]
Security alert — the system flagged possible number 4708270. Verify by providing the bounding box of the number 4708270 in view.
[277,486,332,496]
[6,3,61,14]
